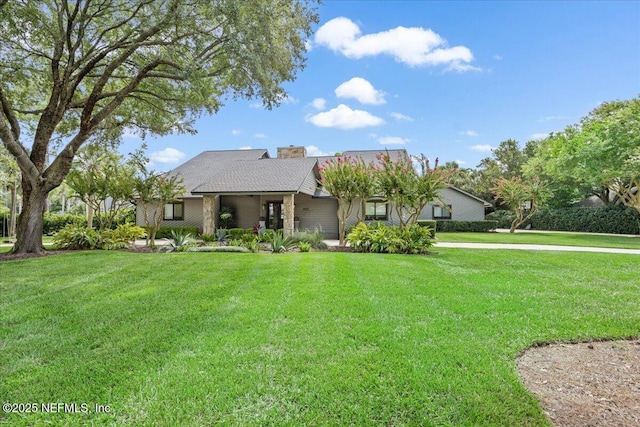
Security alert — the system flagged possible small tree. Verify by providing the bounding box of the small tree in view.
[132,153,185,248]
[377,152,450,228]
[318,156,375,246]
[66,144,136,230]
[492,176,549,233]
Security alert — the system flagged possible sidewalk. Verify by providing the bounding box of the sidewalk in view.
[433,241,640,255]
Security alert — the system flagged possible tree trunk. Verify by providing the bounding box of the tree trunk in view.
[9,184,17,236]
[87,202,95,229]
[10,186,47,254]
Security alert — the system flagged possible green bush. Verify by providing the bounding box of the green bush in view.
[200,233,217,243]
[416,220,436,237]
[298,242,312,252]
[435,220,498,232]
[43,213,87,234]
[291,230,328,249]
[347,222,434,254]
[53,223,147,250]
[155,226,200,239]
[227,228,246,240]
[531,205,640,234]
[108,223,146,244]
[485,210,516,229]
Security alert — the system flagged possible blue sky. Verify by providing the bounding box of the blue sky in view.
[122,1,640,170]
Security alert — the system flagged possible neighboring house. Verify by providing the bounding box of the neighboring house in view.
[135,146,488,238]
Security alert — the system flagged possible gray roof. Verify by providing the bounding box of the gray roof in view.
[168,149,269,197]
[191,158,320,195]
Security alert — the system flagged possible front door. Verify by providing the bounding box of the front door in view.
[265,202,283,230]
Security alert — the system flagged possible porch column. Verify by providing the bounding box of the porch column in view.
[202,194,218,235]
[283,194,295,237]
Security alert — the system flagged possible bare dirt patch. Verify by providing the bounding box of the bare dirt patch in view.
[517,339,640,427]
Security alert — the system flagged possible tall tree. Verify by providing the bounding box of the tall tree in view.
[0,0,318,254]
[0,145,20,236]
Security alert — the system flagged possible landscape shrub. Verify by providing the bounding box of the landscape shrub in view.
[485,210,517,229]
[227,228,245,240]
[169,230,196,252]
[43,213,87,234]
[347,222,434,254]
[298,242,312,252]
[435,220,498,232]
[531,205,640,234]
[291,230,328,249]
[155,226,199,239]
[416,220,437,237]
[53,223,147,250]
[268,230,296,253]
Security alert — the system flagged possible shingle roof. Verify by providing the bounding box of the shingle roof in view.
[191,158,320,195]
[168,149,269,197]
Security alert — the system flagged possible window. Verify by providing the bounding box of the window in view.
[163,202,184,220]
[433,204,452,220]
[365,200,388,220]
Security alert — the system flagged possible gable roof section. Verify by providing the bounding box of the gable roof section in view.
[446,186,492,207]
[168,149,269,197]
[191,158,320,195]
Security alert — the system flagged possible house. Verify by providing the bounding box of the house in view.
[135,147,488,238]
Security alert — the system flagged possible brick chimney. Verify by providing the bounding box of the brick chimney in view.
[277,145,306,159]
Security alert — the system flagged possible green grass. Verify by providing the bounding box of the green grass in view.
[1,250,639,426]
[436,231,640,249]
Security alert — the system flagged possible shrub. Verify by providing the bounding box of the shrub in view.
[268,230,296,253]
[43,213,87,234]
[53,224,101,250]
[347,222,434,254]
[227,228,245,240]
[170,230,196,252]
[290,230,328,249]
[416,220,437,237]
[109,222,146,244]
[485,210,516,229]
[155,226,199,239]
[187,246,250,253]
[298,242,312,252]
[435,220,498,232]
[200,233,217,243]
[530,205,640,234]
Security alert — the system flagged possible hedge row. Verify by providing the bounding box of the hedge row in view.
[486,205,640,235]
[531,205,640,235]
[435,220,498,233]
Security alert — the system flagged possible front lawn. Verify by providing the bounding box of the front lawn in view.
[436,231,640,249]
[1,250,639,426]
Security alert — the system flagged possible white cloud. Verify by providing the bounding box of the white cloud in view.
[315,16,478,70]
[455,159,467,166]
[335,77,386,105]
[239,146,253,150]
[530,132,550,140]
[493,55,502,60]
[254,133,267,139]
[469,144,494,152]
[121,127,140,139]
[310,97,327,111]
[538,116,566,122]
[150,147,186,164]
[378,136,410,145]
[390,112,414,122]
[305,145,331,157]
[460,130,479,137]
[306,104,385,129]
[231,129,242,136]
[278,94,299,105]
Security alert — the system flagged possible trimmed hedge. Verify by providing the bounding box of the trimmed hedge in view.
[416,220,437,237]
[43,213,87,234]
[155,226,200,239]
[485,210,517,229]
[531,205,640,235]
[435,220,498,232]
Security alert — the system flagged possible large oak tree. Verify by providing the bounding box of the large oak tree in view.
[0,0,318,254]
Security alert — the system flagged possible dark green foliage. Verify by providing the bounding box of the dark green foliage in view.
[435,220,498,232]
[43,213,87,234]
[531,205,640,234]
[416,220,437,237]
[485,210,517,229]
[347,222,434,254]
[298,242,312,252]
[227,228,246,240]
[155,226,200,239]
[268,230,297,253]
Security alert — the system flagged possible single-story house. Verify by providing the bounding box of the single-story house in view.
[135,146,489,238]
